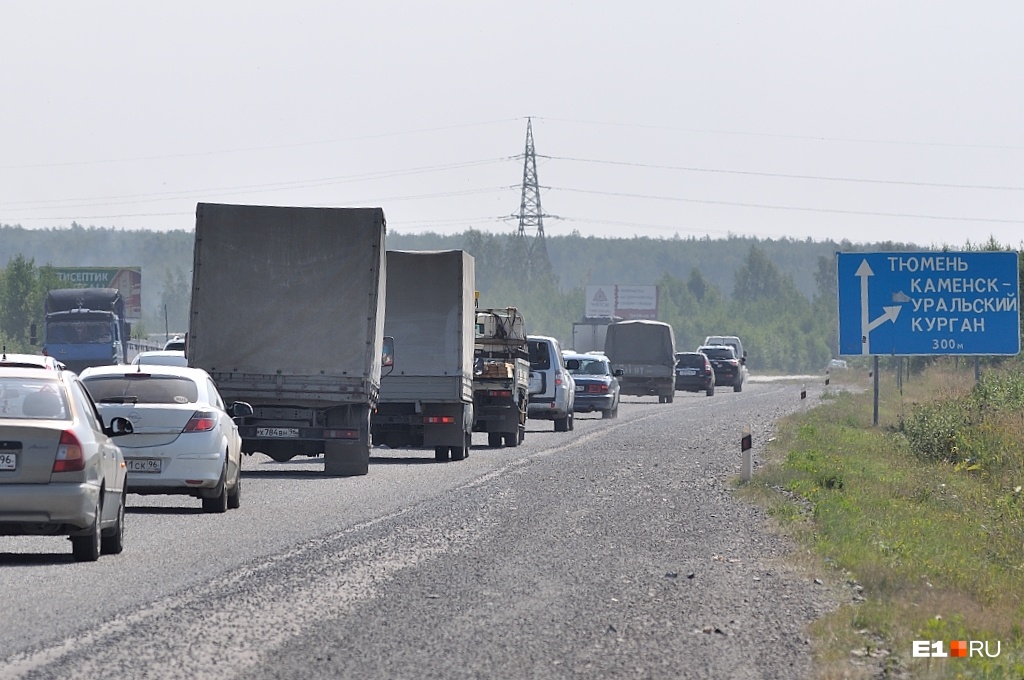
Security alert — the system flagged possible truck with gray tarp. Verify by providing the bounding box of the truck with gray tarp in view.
[370,250,475,462]
[604,319,677,403]
[187,202,387,476]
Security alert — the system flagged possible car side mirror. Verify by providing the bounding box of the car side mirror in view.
[230,401,254,418]
[614,369,624,377]
[106,416,134,436]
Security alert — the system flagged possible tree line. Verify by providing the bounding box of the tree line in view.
[1,223,1018,372]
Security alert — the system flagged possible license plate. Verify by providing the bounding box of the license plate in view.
[677,369,698,376]
[126,458,162,473]
[0,452,16,470]
[256,427,300,438]
[575,384,585,392]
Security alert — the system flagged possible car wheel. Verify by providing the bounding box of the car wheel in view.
[488,432,502,448]
[202,465,229,513]
[101,490,126,555]
[227,467,242,510]
[554,415,569,432]
[568,412,574,430]
[734,380,743,393]
[434,446,450,462]
[706,383,715,397]
[71,501,102,562]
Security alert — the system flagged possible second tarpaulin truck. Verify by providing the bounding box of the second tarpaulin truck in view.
[604,319,677,403]
[472,307,529,447]
[41,288,130,373]
[187,202,388,476]
[370,250,475,462]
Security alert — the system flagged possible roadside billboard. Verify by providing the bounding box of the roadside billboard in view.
[53,267,142,319]
[585,284,659,320]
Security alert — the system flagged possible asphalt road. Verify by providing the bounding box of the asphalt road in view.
[0,378,838,679]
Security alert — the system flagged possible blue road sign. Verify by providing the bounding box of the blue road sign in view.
[837,252,1020,356]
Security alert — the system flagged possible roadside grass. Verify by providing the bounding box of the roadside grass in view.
[739,361,1024,679]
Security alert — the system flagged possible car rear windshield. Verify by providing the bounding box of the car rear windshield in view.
[568,357,609,375]
[700,347,735,360]
[83,375,199,405]
[676,354,706,368]
[0,378,70,420]
[529,341,551,370]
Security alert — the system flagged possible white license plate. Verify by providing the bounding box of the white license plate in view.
[677,369,698,376]
[127,458,162,473]
[575,384,585,392]
[256,427,300,438]
[0,452,17,470]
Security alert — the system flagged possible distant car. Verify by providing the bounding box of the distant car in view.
[827,359,849,371]
[131,350,188,367]
[698,345,747,392]
[527,335,575,431]
[0,350,66,371]
[563,351,620,419]
[0,366,134,561]
[675,351,715,396]
[80,364,251,513]
[703,335,746,364]
[163,337,186,351]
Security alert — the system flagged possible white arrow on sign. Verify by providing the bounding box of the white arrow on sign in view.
[856,259,902,355]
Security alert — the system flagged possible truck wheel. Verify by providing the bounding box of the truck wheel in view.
[324,441,370,476]
[665,392,674,404]
[503,431,518,447]
[518,424,526,444]
[554,416,569,432]
[434,446,450,462]
[488,432,502,448]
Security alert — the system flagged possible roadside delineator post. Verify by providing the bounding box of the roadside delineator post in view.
[825,370,830,387]
[741,425,753,482]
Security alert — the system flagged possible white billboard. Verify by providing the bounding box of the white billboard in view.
[585,284,658,320]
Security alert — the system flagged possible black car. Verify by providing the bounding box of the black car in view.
[675,351,715,396]
[697,345,746,392]
[563,352,620,419]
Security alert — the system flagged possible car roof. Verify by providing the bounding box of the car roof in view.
[131,350,187,364]
[0,365,67,381]
[563,351,606,361]
[80,364,212,381]
[0,353,65,370]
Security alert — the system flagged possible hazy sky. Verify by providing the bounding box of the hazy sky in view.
[3,2,1023,247]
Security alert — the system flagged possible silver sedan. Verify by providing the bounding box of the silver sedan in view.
[0,367,133,561]
[81,365,251,513]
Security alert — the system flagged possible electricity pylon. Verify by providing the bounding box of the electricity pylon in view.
[515,117,554,280]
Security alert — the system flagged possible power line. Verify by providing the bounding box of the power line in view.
[552,186,1024,225]
[0,118,524,171]
[534,116,1024,151]
[542,155,1024,191]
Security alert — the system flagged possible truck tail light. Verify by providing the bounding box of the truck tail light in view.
[423,416,456,425]
[324,429,359,439]
[53,431,85,472]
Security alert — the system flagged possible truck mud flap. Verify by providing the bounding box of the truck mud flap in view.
[324,440,369,477]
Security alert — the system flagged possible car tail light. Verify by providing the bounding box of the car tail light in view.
[53,430,85,472]
[183,411,218,433]
[487,389,511,398]
[587,384,609,394]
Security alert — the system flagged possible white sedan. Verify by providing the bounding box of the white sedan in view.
[80,365,251,513]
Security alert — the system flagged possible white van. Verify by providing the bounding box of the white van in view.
[703,335,746,363]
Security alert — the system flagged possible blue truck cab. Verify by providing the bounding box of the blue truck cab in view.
[42,288,130,374]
